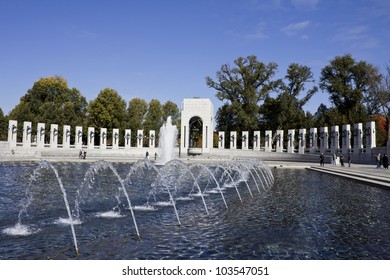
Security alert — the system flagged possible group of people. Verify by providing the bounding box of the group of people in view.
[320,152,351,167]
[375,153,389,169]
[320,152,390,169]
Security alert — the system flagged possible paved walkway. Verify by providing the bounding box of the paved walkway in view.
[305,163,390,188]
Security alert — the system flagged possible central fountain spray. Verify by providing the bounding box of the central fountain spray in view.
[157,116,178,165]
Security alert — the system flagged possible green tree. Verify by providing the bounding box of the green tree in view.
[143,99,163,145]
[87,88,126,144]
[127,98,148,146]
[8,76,87,141]
[261,63,317,131]
[162,100,180,126]
[206,55,278,132]
[0,108,8,141]
[319,54,381,124]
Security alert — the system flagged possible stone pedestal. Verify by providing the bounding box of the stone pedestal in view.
[366,121,376,150]
[319,127,328,154]
[330,126,339,155]
[23,121,32,148]
[230,131,237,149]
[75,126,83,149]
[8,120,18,148]
[341,124,351,152]
[37,123,45,149]
[100,128,107,149]
[264,130,272,152]
[88,127,95,149]
[149,130,156,148]
[242,131,249,150]
[253,131,260,151]
[276,130,284,153]
[298,128,306,154]
[113,129,120,149]
[218,132,225,149]
[353,123,363,154]
[124,129,131,149]
[63,125,71,149]
[136,129,143,148]
[287,129,295,153]
[50,124,58,149]
[309,128,318,153]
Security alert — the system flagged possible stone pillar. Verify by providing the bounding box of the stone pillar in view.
[309,128,318,153]
[264,130,272,152]
[330,126,339,155]
[88,127,95,149]
[124,129,131,149]
[242,131,249,150]
[353,123,363,154]
[136,129,143,148]
[149,130,156,148]
[8,120,18,148]
[75,126,83,149]
[366,121,376,150]
[63,125,71,149]
[23,121,32,148]
[253,131,260,151]
[113,129,120,149]
[319,127,328,154]
[341,124,351,152]
[218,131,225,149]
[287,129,295,153]
[298,128,306,154]
[230,131,237,149]
[50,124,58,149]
[37,123,45,149]
[276,130,284,153]
[100,128,107,150]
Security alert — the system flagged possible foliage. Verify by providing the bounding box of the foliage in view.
[8,76,87,141]
[87,88,127,130]
[143,99,163,144]
[261,63,318,131]
[319,54,381,124]
[0,108,8,141]
[162,100,180,126]
[206,55,278,132]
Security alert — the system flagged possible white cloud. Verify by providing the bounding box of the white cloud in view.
[291,0,319,9]
[244,21,268,39]
[332,25,378,49]
[281,20,311,36]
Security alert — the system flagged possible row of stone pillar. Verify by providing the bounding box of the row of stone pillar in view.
[7,120,156,149]
[217,121,376,154]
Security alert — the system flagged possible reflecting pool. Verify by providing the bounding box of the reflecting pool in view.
[0,160,389,260]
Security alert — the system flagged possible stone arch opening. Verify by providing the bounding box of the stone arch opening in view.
[189,116,203,148]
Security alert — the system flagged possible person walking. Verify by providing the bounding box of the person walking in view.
[376,153,381,169]
[348,153,351,167]
[340,153,345,167]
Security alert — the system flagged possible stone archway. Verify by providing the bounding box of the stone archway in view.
[180,98,214,155]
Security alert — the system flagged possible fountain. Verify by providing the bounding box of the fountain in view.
[2,159,390,260]
[157,116,178,165]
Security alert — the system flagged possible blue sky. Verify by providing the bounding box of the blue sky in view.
[1,0,389,116]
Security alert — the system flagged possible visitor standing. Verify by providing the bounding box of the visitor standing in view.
[376,153,381,169]
[332,153,337,165]
[340,154,345,167]
[348,153,351,167]
[383,154,389,169]
[145,151,149,159]
[320,153,325,167]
